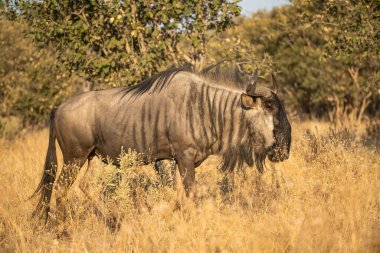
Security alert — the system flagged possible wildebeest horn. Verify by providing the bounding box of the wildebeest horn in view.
[251,87,272,98]
[246,68,272,98]
[271,72,278,93]
[246,68,258,95]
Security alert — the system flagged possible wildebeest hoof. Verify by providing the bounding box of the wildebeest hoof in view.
[106,214,123,233]
[56,229,72,240]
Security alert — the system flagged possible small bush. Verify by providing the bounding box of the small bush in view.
[0,116,22,139]
[96,150,177,214]
[0,19,77,126]
[364,122,380,150]
[303,127,359,164]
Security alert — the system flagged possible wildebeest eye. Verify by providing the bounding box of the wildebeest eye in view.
[265,102,274,111]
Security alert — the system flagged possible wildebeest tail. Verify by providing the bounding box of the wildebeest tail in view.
[31,108,58,222]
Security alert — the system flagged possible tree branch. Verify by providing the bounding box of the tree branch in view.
[130,1,146,54]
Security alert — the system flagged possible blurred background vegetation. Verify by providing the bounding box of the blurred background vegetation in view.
[0,0,379,137]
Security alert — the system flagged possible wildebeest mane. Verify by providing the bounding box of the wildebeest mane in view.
[218,127,268,173]
[199,62,248,90]
[121,67,187,98]
[122,63,249,98]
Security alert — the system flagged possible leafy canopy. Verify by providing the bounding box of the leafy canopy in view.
[17,0,241,88]
[233,0,379,122]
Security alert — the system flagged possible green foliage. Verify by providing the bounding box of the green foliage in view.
[294,0,380,123]
[0,19,77,127]
[207,27,274,76]
[309,0,380,63]
[16,0,241,88]
[0,116,22,138]
[233,1,379,123]
[2,0,378,127]
[1,0,245,127]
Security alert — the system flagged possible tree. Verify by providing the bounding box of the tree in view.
[16,0,241,88]
[296,0,380,126]
[232,1,379,125]
[0,19,77,130]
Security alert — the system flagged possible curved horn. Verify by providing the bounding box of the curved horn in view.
[271,72,278,93]
[252,87,272,98]
[246,68,258,95]
[246,68,272,97]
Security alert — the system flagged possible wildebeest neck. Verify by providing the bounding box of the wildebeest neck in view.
[179,77,260,172]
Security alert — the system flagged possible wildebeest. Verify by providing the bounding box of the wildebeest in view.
[31,65,291,223]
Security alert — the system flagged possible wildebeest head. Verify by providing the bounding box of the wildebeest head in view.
[240,68,291,171]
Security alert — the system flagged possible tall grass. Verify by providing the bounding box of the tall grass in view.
[0,122,379,252]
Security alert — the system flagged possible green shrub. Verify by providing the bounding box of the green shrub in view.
[0,19,77,126]
[0,116,22,138]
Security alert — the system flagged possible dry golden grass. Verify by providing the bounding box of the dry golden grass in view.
[0,121,379,252]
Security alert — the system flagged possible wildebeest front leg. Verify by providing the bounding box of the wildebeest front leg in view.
[176,156,196,199]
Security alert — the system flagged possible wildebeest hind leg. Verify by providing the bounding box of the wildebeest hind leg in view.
[79,158,121,232]
[53,157,87,236]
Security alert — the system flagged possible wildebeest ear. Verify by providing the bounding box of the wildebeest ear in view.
[241,93,259,109]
